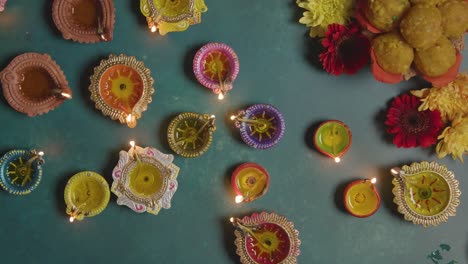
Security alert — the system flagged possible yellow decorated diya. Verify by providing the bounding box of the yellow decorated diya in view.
[231,163,270,203]
[64,171,110,222]
[344,178,380,218]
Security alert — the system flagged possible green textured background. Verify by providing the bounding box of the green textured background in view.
[0,1,467,263]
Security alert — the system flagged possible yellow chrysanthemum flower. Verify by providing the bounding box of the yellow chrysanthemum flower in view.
[296,0,353,38]
[411,72,468,123]
[436,115,468,163]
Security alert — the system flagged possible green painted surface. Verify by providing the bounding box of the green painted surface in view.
[0,1,467,263]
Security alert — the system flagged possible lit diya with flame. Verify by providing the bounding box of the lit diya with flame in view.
[314,120,352,163]
[343,178,380,218]
[232,163,270,203]
[89,54,154,128]
[230,212,301,264]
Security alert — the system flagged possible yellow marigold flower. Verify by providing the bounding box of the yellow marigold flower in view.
[436,114,468,163]
[411,72,468,123]
[296,0,353,38]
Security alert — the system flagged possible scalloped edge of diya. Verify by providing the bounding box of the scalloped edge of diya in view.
[167,112,216,158]
[0,150,44,195]
[64,171,110,221]
[231,212,301,264]
[343,179,380,218]
[390,161,461,227]
[111,144,180,215]
[52,0,115,43]
[232,104,285,149]
[231,163,270,203]
[89,54,155,128]
[140,0,208,35]
[313,120,352,162]
[0,53,73,117]
[193,42,240,99]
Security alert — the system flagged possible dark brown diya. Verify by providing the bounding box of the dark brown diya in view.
[52,0,115,43]
[0,53,72,116]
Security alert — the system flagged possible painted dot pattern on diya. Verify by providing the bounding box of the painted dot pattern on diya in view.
[193,42,239,98]
[233,104,285,149]
[0,150,44,195]
[344,179,380,218]
[314,120,352,161]
[64,171,110,221]
[167,112,216,158]
[231,163,270,203]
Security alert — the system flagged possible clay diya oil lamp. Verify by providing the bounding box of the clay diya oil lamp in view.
[193,43,240,100]
[0,149,45,195]
[231,163,270,203]
[64,171,110,222]
[313,120,352,163]
[390,161,461,227]
[52,0,115,43]
[230,212,301,264]
[140,0,208,35]
[230,104,285,149]
[89,54,155,128]
[111,141,180,215]
[343,178,380,218]
[0,53,72,117]
[0,0,7,12]
[167,112,216,158]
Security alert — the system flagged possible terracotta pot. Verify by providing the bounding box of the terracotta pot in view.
[0,53,72,117]
[52,0,115,43]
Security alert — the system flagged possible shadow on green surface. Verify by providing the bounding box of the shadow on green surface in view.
[220,216,240,263]
[376,163,412,219]
[304,119,328,152]
[183,44,204,85]
[128,0,148,28]
[158,112,179,153]
[77,56,108,116]
[374,97,395,146]
[42,0,61,38]
[55,172,73,216]
[224,163,243,198]
[334,178,360,215]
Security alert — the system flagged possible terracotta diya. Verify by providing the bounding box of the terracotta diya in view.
[111,142,180,215]
[140,0,208,35]
[231,104,285,149]
[231,212,301,264]
[89,54,154,128]
[52,0,115,43]
[343,178,380,218]
[231,163,270,203]
[391,161,461,227]
[167,112,216,158]
[0,0,7,12]
[314,120,352,163]
[64,171,110,222]
[0,149,45,195]
[193,42,240,100]
[0,53,72,117]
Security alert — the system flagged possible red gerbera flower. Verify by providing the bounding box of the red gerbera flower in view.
[319,23,371,75]
[385,94,443,148]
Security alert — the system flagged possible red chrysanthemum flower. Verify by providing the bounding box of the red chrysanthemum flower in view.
[319,23,371,75]
[385,94,443,148]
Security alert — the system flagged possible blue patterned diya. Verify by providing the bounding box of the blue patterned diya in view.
[0,149,44,195]
[231,104,285,149]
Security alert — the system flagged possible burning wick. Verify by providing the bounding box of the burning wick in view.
[69,216,75,223]
[129,141,141,163]
[150,25,157,33]
[334,157,341,163]
[230,115,236,121]
[370,178,377,184]
[61,92,72,99]
[218,93,225,100]
[27,151,44,165]
[235,195,244,204]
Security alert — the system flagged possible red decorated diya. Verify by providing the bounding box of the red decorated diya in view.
[231,212,301,264]
[0,53,72,116]
[231,163,270,203]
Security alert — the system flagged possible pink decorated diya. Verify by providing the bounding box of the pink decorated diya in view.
[0,53,72,116]
[231,212,301,264]
[0,0,7,12]
[52,0,115,43]
[89,54,154,128]
[231,163,270,203]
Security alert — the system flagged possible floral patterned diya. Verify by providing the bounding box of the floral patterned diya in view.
[193,43,240,100]
[0,150,44,195]
[111,142,180,215]
[314,120,352,163]
[390,161,461,227]
[89,54,154,128]
[232,163,269,203]
[140,0,207,35]
[0,53,72,117]
[343,178,380,218]
[64,171,110,222]
[52,0,115,43]
[167,112,216,158]
[231,212,301,264]
[231,104,285,149]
